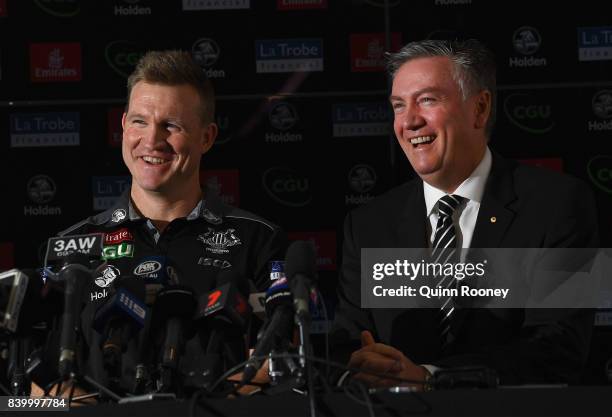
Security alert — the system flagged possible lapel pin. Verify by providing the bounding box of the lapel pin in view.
[490,216,497,223]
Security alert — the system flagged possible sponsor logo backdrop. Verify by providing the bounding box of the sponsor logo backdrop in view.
[0,0,611,382]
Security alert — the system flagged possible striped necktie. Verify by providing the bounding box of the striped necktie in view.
[431,194,465,342]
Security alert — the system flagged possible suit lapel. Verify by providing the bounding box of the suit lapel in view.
[452,152,518,337]
[395,179,428,248]
[470,152,517,249]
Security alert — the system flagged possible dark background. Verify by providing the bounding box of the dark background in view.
[1,0,611,383]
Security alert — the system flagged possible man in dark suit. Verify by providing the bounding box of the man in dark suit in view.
[332,39,599,388]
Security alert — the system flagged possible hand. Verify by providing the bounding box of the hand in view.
[348,331,430,390]
[228,352,271,396]
[30,382,96,406]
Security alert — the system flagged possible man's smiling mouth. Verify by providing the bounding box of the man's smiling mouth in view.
[410,135,436,147]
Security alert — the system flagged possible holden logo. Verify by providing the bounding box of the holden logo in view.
[95,265,120,288]
[512,26,541,55]
[593,90,612,119]
[34,0,80,17]
[262,167,312,207]
[105,40,146,78]
[134,260,162,276]
[192,38,220,68]
[587,156,612,194]
[503,93,554,134]
[27,175,57,204]
[348,164,377,193]
[268,101,298,131]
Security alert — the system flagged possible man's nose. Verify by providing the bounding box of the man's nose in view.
[402,107,426,131]
[140,126,168,148]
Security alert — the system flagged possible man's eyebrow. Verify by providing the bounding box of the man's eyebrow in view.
[126,112,146,120]
[390,87,444,101]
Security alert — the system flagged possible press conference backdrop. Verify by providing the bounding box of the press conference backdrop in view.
[0,0,611,382]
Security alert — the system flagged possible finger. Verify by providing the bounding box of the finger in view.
[352,372,403,388]
[349,352,403,374]
[361,330,375,347]
[361,343,411,363]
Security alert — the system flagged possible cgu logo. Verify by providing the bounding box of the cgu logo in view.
[587,156,612,194]
[102,242,133,259]
[503,93,554,134]
[105,40,145,78]
[262,167,312,207]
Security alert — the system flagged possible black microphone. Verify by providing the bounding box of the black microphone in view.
[93,276,147,377]
[44,233,104,379]
[284,241,317,321]
[241,276,294,386]
[192,269,252,386]
[0,268,45,395]
[57,254,95,379]
[0,268,44,334]
[152,286,197,393]
[131,256,175,394]
[283,240,318,395]
[195,269,252,329]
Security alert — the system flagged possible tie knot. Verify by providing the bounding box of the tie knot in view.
[437,194,464,218]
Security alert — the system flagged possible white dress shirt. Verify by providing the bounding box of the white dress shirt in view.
[420,147,492,377]
[424,147,493,251]
[339,148,494,385]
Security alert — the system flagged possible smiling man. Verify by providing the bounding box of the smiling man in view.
[52,51,286,395]
[331,39,599,388]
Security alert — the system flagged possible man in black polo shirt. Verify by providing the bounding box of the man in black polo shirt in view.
[47,50,286,395]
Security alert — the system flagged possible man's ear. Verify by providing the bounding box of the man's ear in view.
[121,112,127,130]
[201,122,218,154]
[473,90,491,130]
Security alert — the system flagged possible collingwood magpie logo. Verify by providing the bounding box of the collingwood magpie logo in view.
[111,209,127,223]
[95,265,120,288]
[198,228,241,254]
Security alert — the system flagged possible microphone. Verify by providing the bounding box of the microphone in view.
[152,286,197,393]
[0,268,44,334]
[132,256,177,305]
[192,269,252,386]
[195,269,251,329]
[131,256,176,394]
[283,240,318,391]
[284,241,318,321]
[93,276,147,377]
[44,233,104,380]
[241,276,295,386]
[0,268,45,395]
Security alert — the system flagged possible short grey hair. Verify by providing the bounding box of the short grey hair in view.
[386,39,496,137]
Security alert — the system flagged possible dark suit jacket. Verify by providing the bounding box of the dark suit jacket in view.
[331,152,600,384]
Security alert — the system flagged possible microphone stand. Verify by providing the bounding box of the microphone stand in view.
[295,311,317,417]
[8,337,31,396]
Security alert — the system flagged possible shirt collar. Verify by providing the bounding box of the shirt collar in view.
[423,146,492,217]
[97,183,225,227]
[127,198,204,221]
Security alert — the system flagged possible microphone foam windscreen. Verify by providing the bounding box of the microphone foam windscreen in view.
[284,240,317,279]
